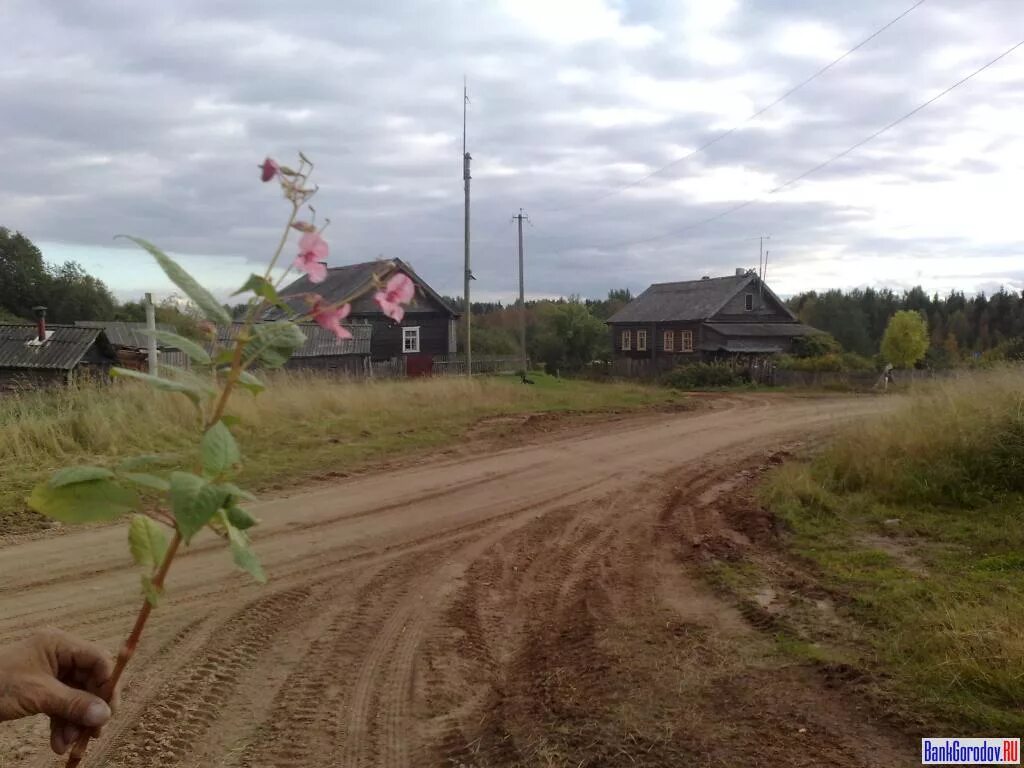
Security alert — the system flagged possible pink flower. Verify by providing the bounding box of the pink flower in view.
[374,272,415,323]
[260,157,279,182]
[311,300,352,340]
[293,231,329,284]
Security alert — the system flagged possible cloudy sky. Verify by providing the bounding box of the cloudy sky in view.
[4,0,1024,303]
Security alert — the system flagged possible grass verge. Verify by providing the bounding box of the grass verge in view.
[0,371,680,535]
[760,368,1024,732]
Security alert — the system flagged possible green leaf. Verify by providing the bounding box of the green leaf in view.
[141,329,211,365]
[111,367,204,406]
[140,574,163,607]
[201,421,241,477]
[169,472,227,543]
[244,321,306,368]
[117,236,231,324]
[228,524,266,583]
[237,371,265,395]
[213,349,236,366]
[217,482,256,503]
[129,515,169,572]
[233,274,282,305]
[221,414,242,427]
[118,454,178,472]
[122,472,171,492]
[48,466,114,488]
[28,479,138,523]
[226,506,259,530]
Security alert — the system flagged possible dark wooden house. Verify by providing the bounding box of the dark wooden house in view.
[607,270,819,374]
[0,323,118,392]
[275,258,459,374]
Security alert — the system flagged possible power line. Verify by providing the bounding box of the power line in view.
[536,36,1024,255]
[545,0,929,215]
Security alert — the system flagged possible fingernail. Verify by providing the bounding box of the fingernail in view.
[83,701,111,727]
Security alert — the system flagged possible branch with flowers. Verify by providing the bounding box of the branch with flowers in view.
[26,154,414,767]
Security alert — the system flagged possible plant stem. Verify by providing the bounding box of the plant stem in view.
[66,531,182,768]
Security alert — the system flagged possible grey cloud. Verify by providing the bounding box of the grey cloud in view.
[3,0,1024,303]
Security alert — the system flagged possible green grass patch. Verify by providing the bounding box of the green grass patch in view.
[0,370,680,534]
[761,369,1024,732]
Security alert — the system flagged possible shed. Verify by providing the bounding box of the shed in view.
[211,322,372,375]
[0,324,118,392]
[74,321,191,369]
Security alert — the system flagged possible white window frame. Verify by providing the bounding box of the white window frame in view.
[402,326,421,354]
[636,329,648,352]
[663,330,674,352]
[745,293,754,311]
[621,330,631,351]
[681,330,694,352]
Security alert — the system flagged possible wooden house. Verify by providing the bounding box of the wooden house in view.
[0,321,117,392]
[607,270,819,375]
[74,321,190,369]
[274,258,459,375]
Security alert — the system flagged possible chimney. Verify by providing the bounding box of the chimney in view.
[735,268,746,276]
[32,306,47,342]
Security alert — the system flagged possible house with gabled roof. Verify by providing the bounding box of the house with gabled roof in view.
[273,258,459,375]
[607,269,820,372]
[0,319,118,392]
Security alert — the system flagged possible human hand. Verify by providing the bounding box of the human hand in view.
[0,629,117,755]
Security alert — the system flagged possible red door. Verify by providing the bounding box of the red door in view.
[405,353,433,377]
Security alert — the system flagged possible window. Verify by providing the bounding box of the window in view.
[663,330,674,352]
[621,330,631,351]
[681,330,694,352]
[745,293,754,311]
[402,326,420,353]
[636,329,648,351]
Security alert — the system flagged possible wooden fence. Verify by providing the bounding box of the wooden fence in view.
[432,355,523,376]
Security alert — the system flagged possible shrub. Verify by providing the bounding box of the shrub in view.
[663,363,740,389]
[791,332,841,358]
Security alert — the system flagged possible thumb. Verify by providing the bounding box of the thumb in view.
[31,676,111,729]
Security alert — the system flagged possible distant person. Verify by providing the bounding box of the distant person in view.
[0,629,116,755]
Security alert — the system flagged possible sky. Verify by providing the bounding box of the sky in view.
[4,0,1024,304]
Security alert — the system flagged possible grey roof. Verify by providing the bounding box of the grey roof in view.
[0,325,116,370]
[704,322,819,338]
[272,258,458,320]
[607,274,755,323]
[74,321,176,348]
[212,322,372,358]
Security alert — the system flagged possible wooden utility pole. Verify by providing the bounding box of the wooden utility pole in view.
[463,80,473,376]
[513,209,529,377]
[144,292,158,375]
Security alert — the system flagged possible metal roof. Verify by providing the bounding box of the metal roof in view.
[271,258,459,320]
[74,321,176,348]
[211,322,372,358]
[608,274,756,323]
[703,322,819,338]
[0,325,116,370]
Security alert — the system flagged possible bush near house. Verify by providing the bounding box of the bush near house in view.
[662,363,743,389]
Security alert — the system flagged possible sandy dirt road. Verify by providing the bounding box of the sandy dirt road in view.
[0,395,916,767]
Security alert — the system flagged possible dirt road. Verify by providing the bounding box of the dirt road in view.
[0,395,916,767]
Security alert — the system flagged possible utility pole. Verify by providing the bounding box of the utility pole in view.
[462,79,473,376]
[758,235,771,309]
[144,292,158,375]
[513,209,529,378]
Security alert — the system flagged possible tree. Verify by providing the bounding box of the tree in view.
[530,299,606,373]
[47,261,118,322]
[881,310,929,368]
[0,227,49,319]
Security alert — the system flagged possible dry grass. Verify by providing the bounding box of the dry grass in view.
[0,371,677,534]
[763,367,1024,732]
